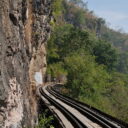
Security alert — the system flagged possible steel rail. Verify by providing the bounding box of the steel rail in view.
[39,84,128,128]
[39,87,88,128]
[47,87,116,128]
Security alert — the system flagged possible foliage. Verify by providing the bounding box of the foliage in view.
[48,24,118,71]
[63,0,87,28]
[64,53,128,121]
[35,110,54,128]
[116,52,128,74]
[47,62,67,78]
[64,52,110,98]
[69,0,85,5]
[101,28,128,51]
[48,24,96,61]
[93,40,118,71]
[55,26,93,58]
[51,0,63,18]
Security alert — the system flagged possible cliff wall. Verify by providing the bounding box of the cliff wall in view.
[0,0,51,127]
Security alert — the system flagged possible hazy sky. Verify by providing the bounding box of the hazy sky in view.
[86,0,128,33]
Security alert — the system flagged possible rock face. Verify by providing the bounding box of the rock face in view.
[0,0,51,127]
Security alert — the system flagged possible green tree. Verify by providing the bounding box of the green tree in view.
[93,40,118,71]
[51,0,63,16]
[116,52,128,73]
[96,18,105,38]
[51,0,64,23]
[47,62,67,78]
[48,25,95,60]
[64,52,110,98]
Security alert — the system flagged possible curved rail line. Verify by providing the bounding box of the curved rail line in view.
[39,85,128,128]
[39,88,87,128]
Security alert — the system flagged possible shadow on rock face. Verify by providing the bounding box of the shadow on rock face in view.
[9,13,18,26]
[0,100,7,108]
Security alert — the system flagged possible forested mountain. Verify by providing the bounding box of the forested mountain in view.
[47,0,128,122]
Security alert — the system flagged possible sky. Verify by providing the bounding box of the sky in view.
[86,0,128,33]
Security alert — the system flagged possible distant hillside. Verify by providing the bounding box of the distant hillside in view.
[62,0,128,52]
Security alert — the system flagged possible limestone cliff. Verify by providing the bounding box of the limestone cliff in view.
[0,0,51,127]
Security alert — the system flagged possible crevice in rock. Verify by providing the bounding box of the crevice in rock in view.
[6,46,15,57]
[9,13,18,26]
[0,100,7,108]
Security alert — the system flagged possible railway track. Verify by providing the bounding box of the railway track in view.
[38,84,128,128]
